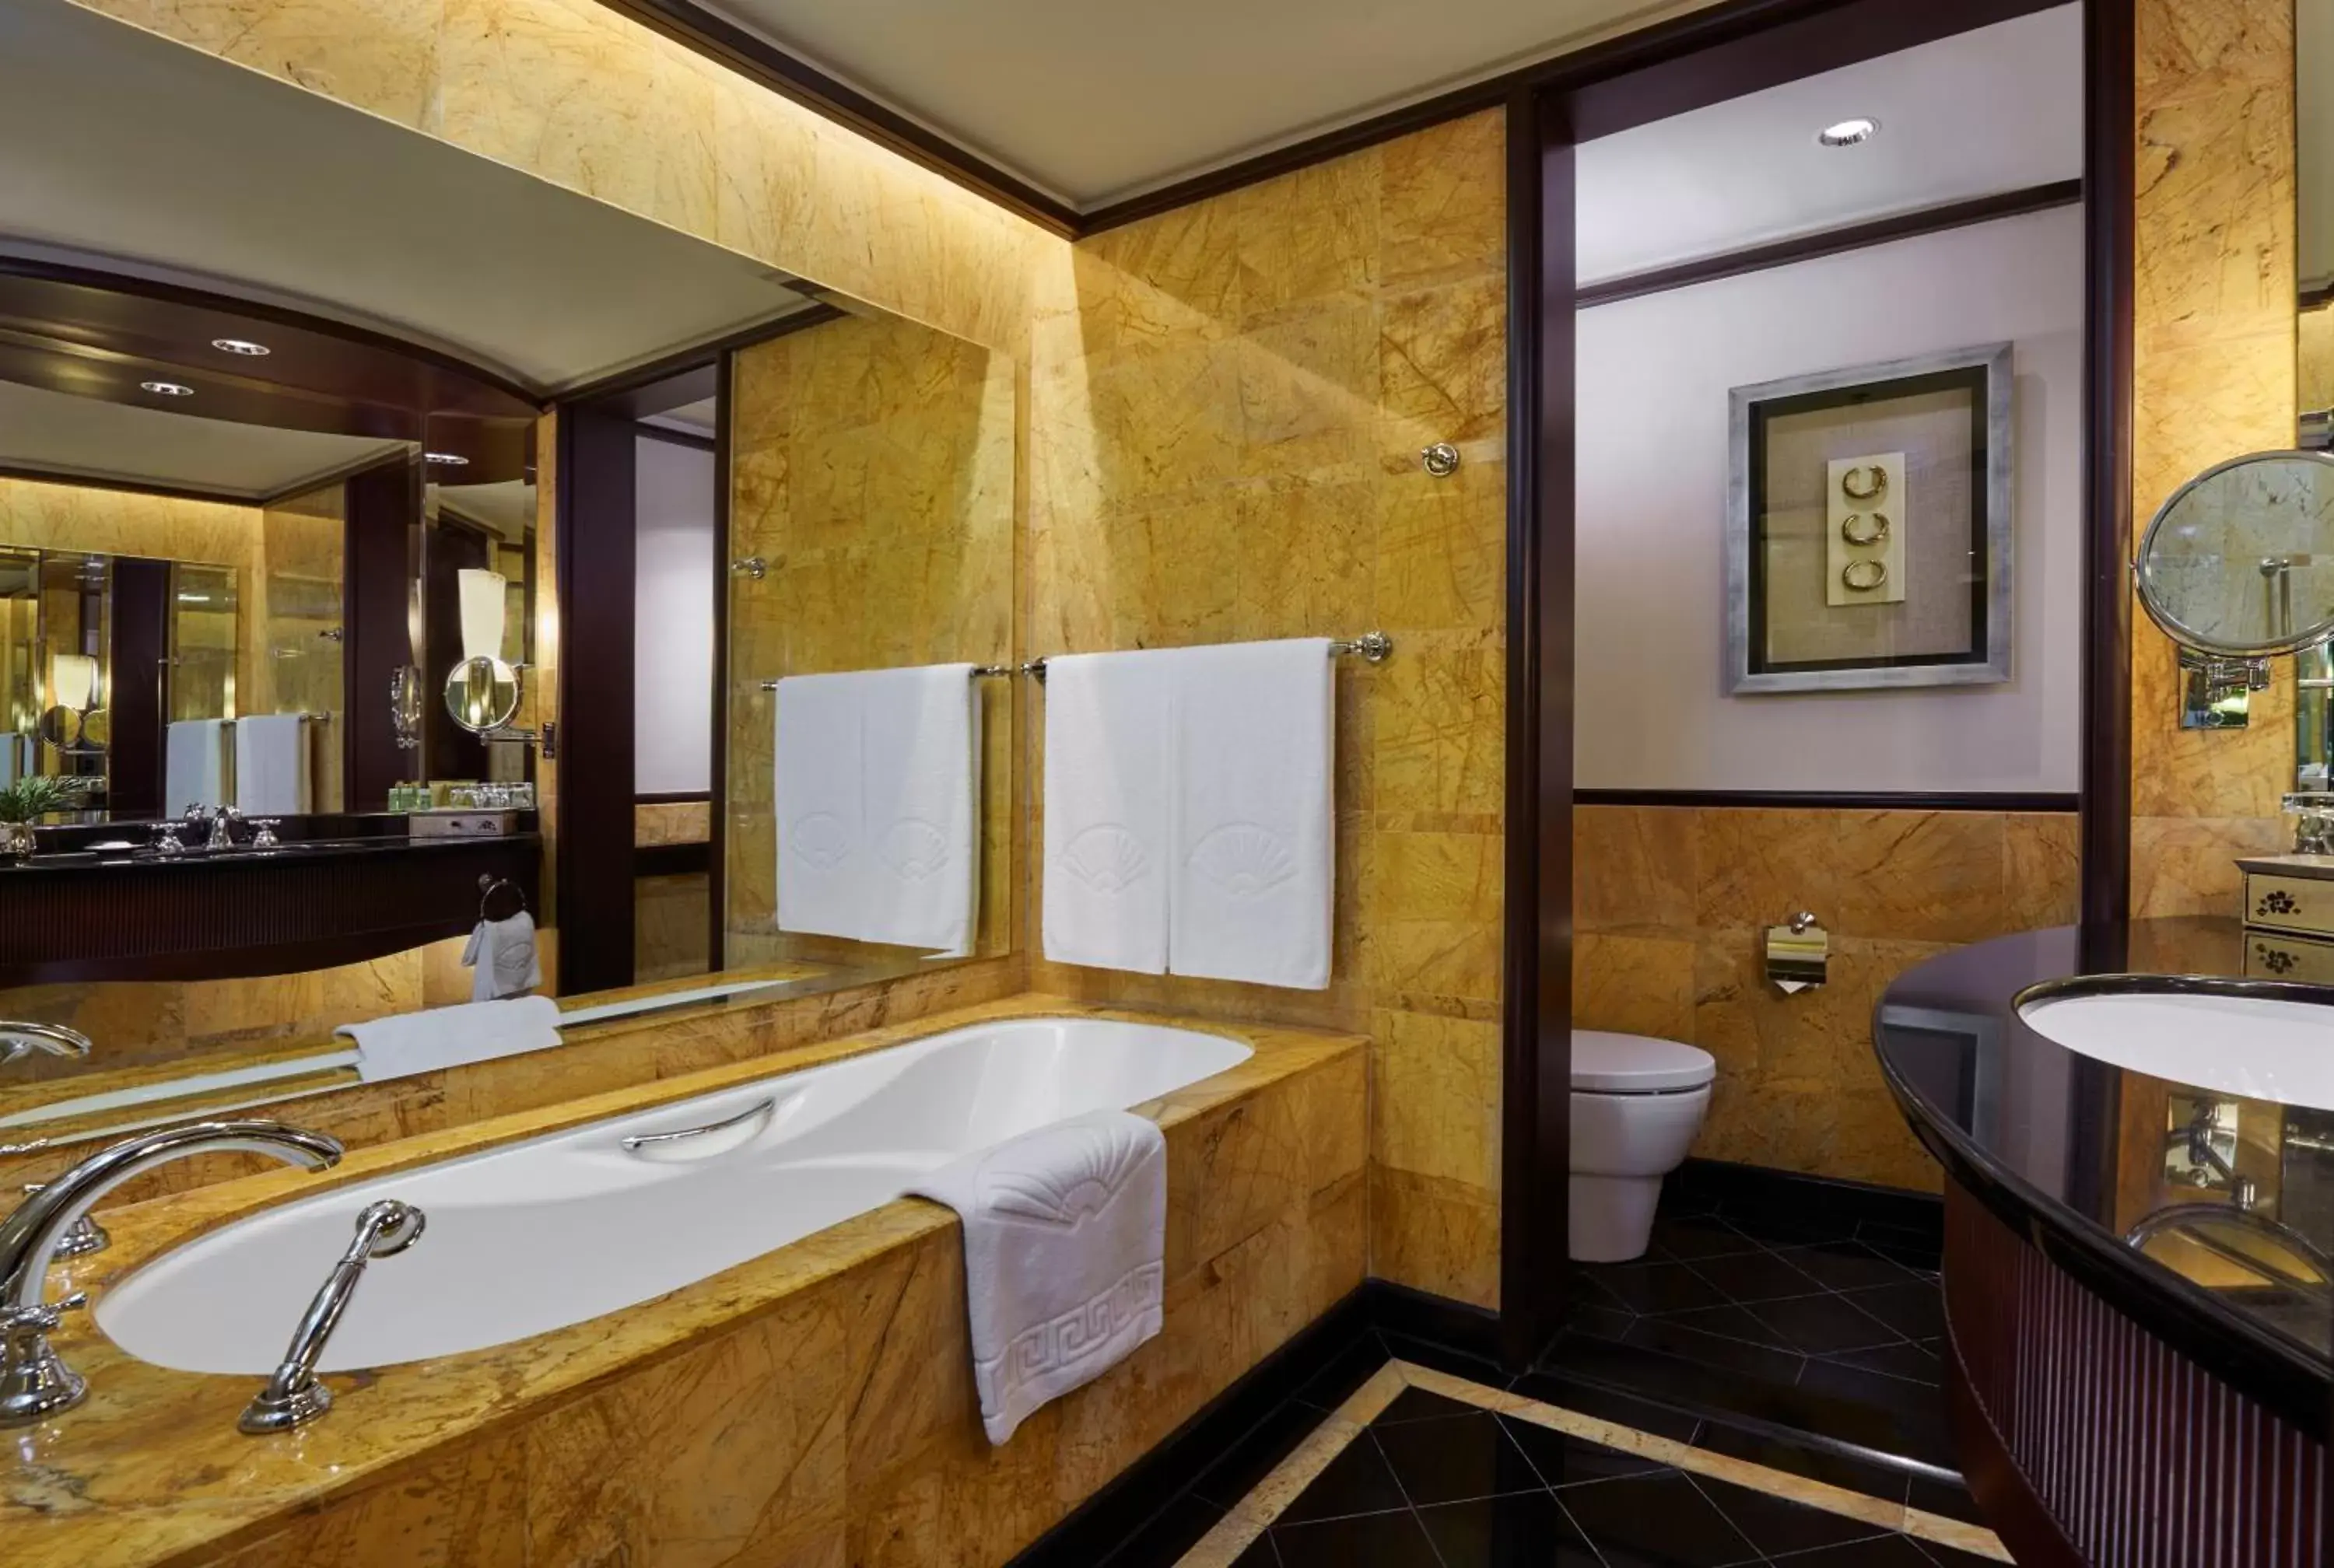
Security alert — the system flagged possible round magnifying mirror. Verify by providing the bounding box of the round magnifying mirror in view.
[2135,450,2334,656]
[34,704,81,751]
[77,708,109,750]
[443,656,522,734]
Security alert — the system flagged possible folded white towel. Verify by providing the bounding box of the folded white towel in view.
[908,1108,1166,1445]
[233,713,312,815]
[860,663,980,954]
[339,995,562,1083]
[1169,639,1334,989]
[164,719,231,813]
[463,910,543,1002]
[1041,652,1172,975]
[773,671,867,942]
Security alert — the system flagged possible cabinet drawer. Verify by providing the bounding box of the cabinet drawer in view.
[2242,873,2334,936]
[2244,928,2334,982]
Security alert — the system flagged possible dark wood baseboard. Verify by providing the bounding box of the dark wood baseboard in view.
[1575,789,2080,813]
[1670,1158,1944,1241]
[633,841,710,878]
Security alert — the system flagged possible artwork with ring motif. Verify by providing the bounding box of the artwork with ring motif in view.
[1725,341,2013,694]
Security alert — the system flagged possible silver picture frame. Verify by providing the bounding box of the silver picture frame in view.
[1724,340,2014,695]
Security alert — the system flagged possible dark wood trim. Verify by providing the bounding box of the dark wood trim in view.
[1498,84,1573,1371]
[553,401,640,993]
[1670,1157,1943,1238]
[0,255,542,413]
[634,423,717,455]
[344,458,419,813]
[587,0,1080,237]
[255,447,419,508]
[0,461,258,509]
[1574,180,2083,308]
[107,557,169,821]
[2302,280,2334,311]
[1081,0,2066,233]
[2080,0,2136,929]
[1575,788,2081,813]
[634,840,710,877]
[708,349,733,974]
[1943,1346,2087,1568]
[636,789,713,805]
[554,303,845,410]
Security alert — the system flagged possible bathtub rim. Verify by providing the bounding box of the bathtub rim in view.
[19,996,1365,1568]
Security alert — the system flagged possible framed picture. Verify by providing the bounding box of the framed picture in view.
[1724,341,2013,694]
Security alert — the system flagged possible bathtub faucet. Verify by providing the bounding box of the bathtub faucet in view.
[0,1119,344,1426]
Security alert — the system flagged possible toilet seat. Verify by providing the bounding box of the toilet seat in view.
[1572,1030,1715,1094]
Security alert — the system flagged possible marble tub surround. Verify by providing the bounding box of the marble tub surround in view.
[2128,0,2303,915]
[1025,110,1510,1309]
[3,996,1365,1568]
[0,954,1014,1206]
[1573,803,2083,1192]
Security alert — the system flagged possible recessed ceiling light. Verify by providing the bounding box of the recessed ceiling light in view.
[211,338,270,356]
[140,380,194,397]
[1817,117,1880,148]
[425,451,470,466]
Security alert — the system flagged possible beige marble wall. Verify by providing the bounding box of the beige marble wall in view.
[633,798,709,845]
[724,310,1017,967]
[1575,803,2083,1192]
[253,478,347,810]
[1024,112,1509,1307]
[633,871,711,982]
[2129,0,2302,915]
[2304,302,2332,415]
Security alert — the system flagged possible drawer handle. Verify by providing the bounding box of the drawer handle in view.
[621,1097,776,1160]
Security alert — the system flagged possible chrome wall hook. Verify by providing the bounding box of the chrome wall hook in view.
[1421,443,1461,478]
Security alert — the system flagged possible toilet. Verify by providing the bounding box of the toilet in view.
[1570,1030,1716,1262]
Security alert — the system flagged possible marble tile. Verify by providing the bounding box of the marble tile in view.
[1372,631,1505,818]
[75,0,447,131]
[1574,804,1699,934]
[2000,812,2082,930]
[1373,456,1505,635]
[2130,813,2290,918]
[1370,1166,1501,1309]
[1364,828,1504,1003]
[1693,808,1842,933]
[1831,811,2010,943]
[1379,110,1505,291]
[1575,932,1697,1042]
[1369,1007,1501,1191]
[1234,152,1382,322]
[1379,276,1507,449]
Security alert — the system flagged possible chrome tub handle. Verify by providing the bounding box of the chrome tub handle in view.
[620,1097,776,1159]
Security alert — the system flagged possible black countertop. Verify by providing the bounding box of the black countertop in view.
[1875,919,2333,1436]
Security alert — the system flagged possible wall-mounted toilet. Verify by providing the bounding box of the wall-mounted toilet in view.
[1571,1030,1716,1262]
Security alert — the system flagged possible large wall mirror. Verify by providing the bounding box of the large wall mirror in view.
[2295,0,2334,786]
[0,1,1017,1152]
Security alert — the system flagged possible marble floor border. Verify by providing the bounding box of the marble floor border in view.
[1176,1358,2012,1566]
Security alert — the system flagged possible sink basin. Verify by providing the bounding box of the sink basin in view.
[2017,982,2334,1111]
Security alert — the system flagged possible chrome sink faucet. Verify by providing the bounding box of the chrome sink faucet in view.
[0,1120,344,1426]
[0,1020,91,1069]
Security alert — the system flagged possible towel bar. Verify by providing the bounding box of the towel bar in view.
[754,633,1392,691]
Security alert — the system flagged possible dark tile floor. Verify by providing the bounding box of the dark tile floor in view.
[1191,1386,1998,1567]
[1540,1188,1959,1474]
[1093,1338,1992,1567]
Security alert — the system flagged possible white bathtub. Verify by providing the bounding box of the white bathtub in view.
[96,1017,1250,1375]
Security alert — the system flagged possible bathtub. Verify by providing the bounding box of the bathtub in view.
[96,1017,1250,1375]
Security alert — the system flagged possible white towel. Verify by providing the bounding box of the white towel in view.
[908,1109,1165,1445]
[463,910,543,1002]
[860,663,980,954]
[233,713,311,815]
[773,672,867,942]
[0,734,20,788]
[774,665,981,953]
[1169,639,1334,989]
[164,719,231,814]
[1041,652,1172,975]
[338,995,562,1083]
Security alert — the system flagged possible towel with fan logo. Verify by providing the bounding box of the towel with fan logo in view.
[1169,638,1333,989]
[907,1108,1166,1445]
[773,663,980,954]
[1041,651,1172,975]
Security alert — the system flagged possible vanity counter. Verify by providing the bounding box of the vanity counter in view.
[0,995,1367,1568]
[1873,918,2332,1437]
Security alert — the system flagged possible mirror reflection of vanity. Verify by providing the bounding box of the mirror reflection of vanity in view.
[0,2,1017,1157]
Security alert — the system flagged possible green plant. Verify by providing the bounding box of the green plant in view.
[0,775,70,824]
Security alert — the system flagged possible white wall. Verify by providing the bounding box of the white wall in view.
[633,433,714,796]
[1574,205,2084,793]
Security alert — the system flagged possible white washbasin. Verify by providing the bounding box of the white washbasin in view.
[2017,986,2334,1112]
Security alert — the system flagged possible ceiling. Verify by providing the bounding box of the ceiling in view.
[0,380,409,502]
[703,0,1709,207]
[1576,5,2083,282]
[0,0,816,394]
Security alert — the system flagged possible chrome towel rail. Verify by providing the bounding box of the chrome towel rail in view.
[755,632,1392,692]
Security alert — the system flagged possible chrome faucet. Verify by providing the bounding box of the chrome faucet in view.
[205,807,244,852]
[240,1199,424,1434]
[0,1120,343,1426]
[0,1020,91,1068]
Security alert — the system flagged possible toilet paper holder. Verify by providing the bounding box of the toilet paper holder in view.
[1765,912,1828,994]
